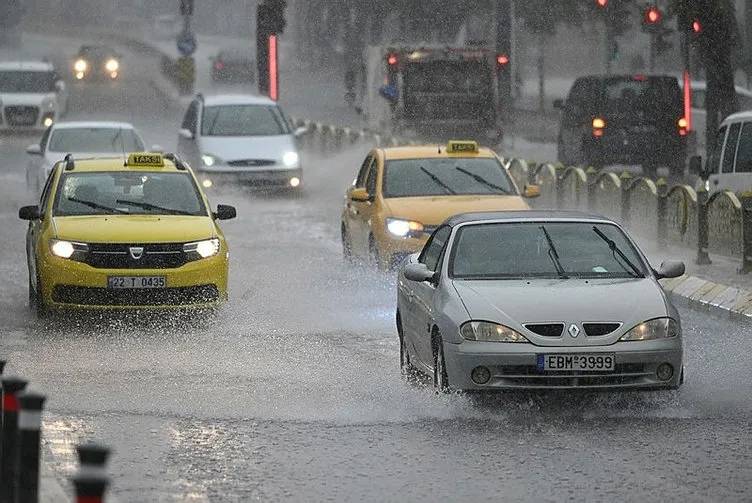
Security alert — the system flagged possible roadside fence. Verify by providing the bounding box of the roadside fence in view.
[0,361,112,503]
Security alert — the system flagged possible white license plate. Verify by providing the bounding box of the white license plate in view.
[107,276,166,289]
[538,353,615,372]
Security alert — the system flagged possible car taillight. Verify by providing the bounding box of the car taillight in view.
[678,117,688,136]
[592,117,606,137]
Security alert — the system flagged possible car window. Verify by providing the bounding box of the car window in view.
[450,222,645,279]
[200,105,290,136]
[722,122,741,174]
[181,100,199,133]
[707,126,726,175]
[383,158,517,198]
[47,128,144,153]
[733,122,752,173]
[355,155,374,188]
[419,226,451,271]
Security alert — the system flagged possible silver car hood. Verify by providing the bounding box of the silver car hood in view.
[199,134,295,163]
[452,278,669,347]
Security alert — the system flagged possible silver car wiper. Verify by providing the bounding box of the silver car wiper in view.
[538,225,568,279]
[454,167,513,194]
[592,226,643,278]
[116,199,193,216]
[419,166,457,195]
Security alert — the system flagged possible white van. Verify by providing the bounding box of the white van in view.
[689,82,752,153]
[700,110,752,194]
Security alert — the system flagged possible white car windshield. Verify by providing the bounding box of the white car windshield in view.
[0,70,56,93]
[200,105,290,136]
[450,222,646,280]
[53,172,206,217]
[48,128,145,153]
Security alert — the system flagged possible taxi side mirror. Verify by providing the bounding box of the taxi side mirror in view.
[523,184,541,198]
[404,263,436,283]
[19,205,41,221]
[214,204,236,220]
[655,261,685,280]
[350,188,371,202]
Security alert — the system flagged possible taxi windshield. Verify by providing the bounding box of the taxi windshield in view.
[48,128,145,153]
[53,172,207,217]
[201,105,290,136]
[450,222,646,280]
[0,70,56,93]
[383,158,517,198]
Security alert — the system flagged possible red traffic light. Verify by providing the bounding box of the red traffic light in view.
[595,0,608,7]
[496,54,510,66]
[387,54,398,66]
[692,19,702,34]
[644,6,662,25]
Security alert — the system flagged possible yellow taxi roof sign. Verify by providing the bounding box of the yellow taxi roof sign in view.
[447,140,479,154]
[127,153,164,167]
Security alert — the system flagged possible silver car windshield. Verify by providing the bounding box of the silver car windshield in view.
[201,105,290,136]
[383,158,517,198]
[48,128,145,153]
[53,172,206,217]
[450,222,646,280]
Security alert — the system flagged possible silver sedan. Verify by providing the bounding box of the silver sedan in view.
[396,211,685,391]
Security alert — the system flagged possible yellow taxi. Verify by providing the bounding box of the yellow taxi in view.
[340,141,539,269]
[18,152,236,314]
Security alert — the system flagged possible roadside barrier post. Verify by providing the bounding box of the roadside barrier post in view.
[620,171,632,226]
[696,186,712,265]
[0,377,27,503]
[72,475,109,503]
[17,392,46,503]
[740,193,752,274]
[656,178,668,249]
[76,443,110,478]
[585,167,597,211]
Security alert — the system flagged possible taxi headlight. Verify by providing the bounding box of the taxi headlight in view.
[386,218,424,238]
[74,59,87,72]
[105,59,119,72]
[460,321,529,343]
[50,239,88,259]
[184,238,220,259]
[282,151,299,168]
[619,318,679,342]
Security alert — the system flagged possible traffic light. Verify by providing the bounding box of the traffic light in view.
[257,0,287,35]
[595,0,608,8]
[642,5,663,32]
[180,0,193,16]
[692,19,702,34]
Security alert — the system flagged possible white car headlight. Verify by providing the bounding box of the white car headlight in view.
[74,59,87,72]
[105,58,119,72]
[201,154,219,167]
[282,151,299,168]
[386,218,424,238]
[460,321,529,343]
[619,318,680,341]
[50,239,88,259]
[184,238,220,258]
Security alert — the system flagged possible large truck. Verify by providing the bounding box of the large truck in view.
[361,45,507,143]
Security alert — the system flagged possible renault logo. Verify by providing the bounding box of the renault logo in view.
[568,324,580,338]
[129,246,144,260]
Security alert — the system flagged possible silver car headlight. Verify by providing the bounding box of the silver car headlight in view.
[105,58,120,72]
[201,153,222,168]
[282,151,299,168]
[183,238,220,259]
[619,318,680,342]
[386,218,424,238]
[50,239,88,259]
[74,59,88,72]
[460,321,529,343]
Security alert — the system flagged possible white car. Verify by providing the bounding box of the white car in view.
[689,81,752,153]
[25,121,153,193]
[177,94,307,191]
[0,61,67,131]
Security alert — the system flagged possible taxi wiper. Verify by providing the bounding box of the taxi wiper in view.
[592,226,643,278]
[454,167,512,194]
[538,225,568,279]
[68,197,129,214]
[419,166,456,195]
[116,199,193,215]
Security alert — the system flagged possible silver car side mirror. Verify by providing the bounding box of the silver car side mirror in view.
[655,261,685,280]
[404,263,435,283]
[178,128,194,140]
[293,126,308,137]
[26,144,43,156]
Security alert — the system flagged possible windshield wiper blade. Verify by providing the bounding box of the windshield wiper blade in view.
[454,167,512,194]
[419,166,457,195]
[68,197,129,214]
[539,225,568,279]
[116,199,193,215]
[591,226,643,278]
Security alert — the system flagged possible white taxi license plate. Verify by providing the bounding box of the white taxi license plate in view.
[538,354,615,372]
[107,276,166,289]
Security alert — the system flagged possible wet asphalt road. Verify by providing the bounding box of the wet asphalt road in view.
[0,38,751,502]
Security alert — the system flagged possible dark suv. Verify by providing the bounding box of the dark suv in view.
[555,75,687,177]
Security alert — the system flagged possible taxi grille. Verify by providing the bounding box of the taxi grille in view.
[52,284,219,306]
[80,243,188,269]
[5,106,39,126]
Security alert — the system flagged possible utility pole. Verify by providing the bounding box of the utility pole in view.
[496,0,513,108]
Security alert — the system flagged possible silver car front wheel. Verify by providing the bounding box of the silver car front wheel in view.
[433,332,450,393]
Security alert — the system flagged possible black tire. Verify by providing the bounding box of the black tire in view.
[432,330,450,393]
[397,313,414,375]
[341,226,355,264]
[29,271,47,319]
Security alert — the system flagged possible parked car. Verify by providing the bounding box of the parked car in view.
[555,74,687,177]
[0,61,67,131]
[693,110,752,194]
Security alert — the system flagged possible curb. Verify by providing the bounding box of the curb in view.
[661,275,752,319]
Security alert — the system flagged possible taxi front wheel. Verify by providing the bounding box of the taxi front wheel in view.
[28,272,47,318]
